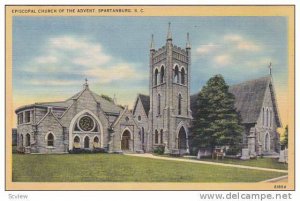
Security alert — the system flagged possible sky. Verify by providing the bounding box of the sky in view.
[12,16,289,132]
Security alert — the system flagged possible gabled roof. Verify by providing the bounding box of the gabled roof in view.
[229,76,281,126]
[16,85,123,116]
[133,94,150,117]
[228,76,271,124]
[190,76,281,126]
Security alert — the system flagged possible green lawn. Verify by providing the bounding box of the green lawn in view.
[12,154,286,182]
[195,157,288,170]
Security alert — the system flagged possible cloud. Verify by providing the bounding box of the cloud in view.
[195,33,267,70]
[86,63,146,84]
[35,56,58,64]
[213,54,232,66]
[196,43,218,54]
[20,35,145,86]
[29,80,78,86]
[224,34,261,52]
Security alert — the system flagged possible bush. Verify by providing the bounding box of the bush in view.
[153,145,165,155]
[69,148,107,154]
[226,146,241,156]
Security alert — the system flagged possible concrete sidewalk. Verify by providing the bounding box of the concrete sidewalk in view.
[125,153,288,173]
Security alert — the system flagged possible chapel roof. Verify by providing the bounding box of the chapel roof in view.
[15,85,123,115]
[133,94,150,117]
[191,76,281,126]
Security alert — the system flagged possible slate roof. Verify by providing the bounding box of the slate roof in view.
[16,86,123,115]
[133,94,150,117]
[228,76,271,124]
[190,76,281,126]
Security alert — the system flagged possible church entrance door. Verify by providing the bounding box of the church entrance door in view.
[121,130,131,151]
[178,127,187,155]
[265,132,270,152]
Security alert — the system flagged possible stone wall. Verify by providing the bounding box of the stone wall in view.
[255,84,280,153]
[36,112,65,153]
[133,98,149,152]
[111,109,141,152]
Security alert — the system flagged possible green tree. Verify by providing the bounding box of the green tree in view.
[101,94,113,102]
[281,125,288,149]
[191,75,243,153]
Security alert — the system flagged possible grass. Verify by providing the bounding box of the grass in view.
[194,157,288,170]
[12,153,286,182]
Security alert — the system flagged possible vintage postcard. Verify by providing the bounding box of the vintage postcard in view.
[5,5,295,190]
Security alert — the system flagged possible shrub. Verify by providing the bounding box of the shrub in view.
[153,145,165,155]
[226,146,241,156]
[68,148,108,154]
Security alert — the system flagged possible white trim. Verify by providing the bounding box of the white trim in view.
[45,132,56,147]
[45,131,56,141]
[153,66,160,73]
[112,106,128,128]
[93,135,99,140]
[159,64,165,71]
[77,115,96,132]
[175,122,188,139]
[68,109,104,150]
[179,65,186,72]
[73,135,81,148]
[173,63,180,69]
[73,134,81,142]
[121,127,133,140]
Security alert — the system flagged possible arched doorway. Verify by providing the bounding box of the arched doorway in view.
[26,134,30,147]
[178,127,187,151]
[84,136,90,149]
[121,130,131,150]
[265,133,270,151]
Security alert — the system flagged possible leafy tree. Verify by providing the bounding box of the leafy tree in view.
[101,94,113,102]
[281,125,288,149]
[191,75,243,153]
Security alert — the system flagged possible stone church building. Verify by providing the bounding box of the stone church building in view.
[15,24,281,155]
[16,82,141,154]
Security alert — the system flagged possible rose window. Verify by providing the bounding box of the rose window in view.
[78,116,95,131]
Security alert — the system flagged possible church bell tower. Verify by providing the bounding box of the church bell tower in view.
[148,23,192,153]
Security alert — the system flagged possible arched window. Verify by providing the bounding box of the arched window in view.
[141,127,145,144]
[84,136,90,148]
[265,133,270,151]
[160,129,163,144]
[154,69,159,85]
[270,110,272,127]
[94,136,99,143]
[26,134,30,147]
[262,107,265,126]
[20,134,23,147]
[74,136,80,148]
[155,130,159,144]
[178,94,182,115]
[47,133,54,146]
[181,68,185,84]
[160,66,165,83]
[74,136,80,143]
[157,94,161,115]
[174,66,179,83]
[93,136,100,148]
[266,108,269,127]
